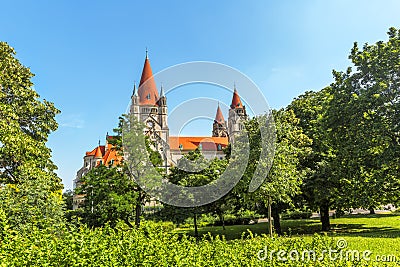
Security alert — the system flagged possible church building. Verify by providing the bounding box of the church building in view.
[73,52,247,209]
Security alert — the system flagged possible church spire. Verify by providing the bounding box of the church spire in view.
[214,103,225,124]
[132,81,138,97]
[138,49,159,105]
[160,83,165,97]
[230,85,243,109]
[212,103,228,137]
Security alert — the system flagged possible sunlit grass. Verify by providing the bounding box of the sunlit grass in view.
[175,212,400,260]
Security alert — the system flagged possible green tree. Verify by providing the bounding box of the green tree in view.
[0,42,63,230]
[288,88,336,231]
[233,110,311,235]
[76,165,137,227]
[0,42,61,188]
[62,189,74,210]
[166,149,229,236]
[326,27,400,212]
[117,114,164,226]
[76,115,161,227]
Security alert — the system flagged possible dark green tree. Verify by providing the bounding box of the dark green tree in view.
[166,149,229,236]
[75,165,137,227]
[62,189,74,210]
[288,88,336,231]
[232,110,311,235]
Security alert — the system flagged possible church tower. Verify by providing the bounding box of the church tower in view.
[130,51,170,166]
[212,103,228,137]
[228,85,248,143]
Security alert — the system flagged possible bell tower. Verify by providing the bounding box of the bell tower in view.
[130,50,170,166]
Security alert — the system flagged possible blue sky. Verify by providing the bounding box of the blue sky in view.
[1,1,399,190]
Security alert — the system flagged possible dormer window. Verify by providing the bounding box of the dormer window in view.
[179,144,183,150]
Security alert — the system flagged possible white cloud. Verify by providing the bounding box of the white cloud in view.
[59,114,85,129]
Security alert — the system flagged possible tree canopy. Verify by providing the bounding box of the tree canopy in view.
[0,42,62,230]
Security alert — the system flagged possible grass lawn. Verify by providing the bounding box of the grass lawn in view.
[175,212,400,261]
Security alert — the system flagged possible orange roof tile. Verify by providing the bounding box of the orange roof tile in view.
[86,145,105,157]
[102,148,121,167]
[230,88,243,109]
[214,104,225,124]
[94,146,103,158]
[169,136,228,151]
[138,53,159,106]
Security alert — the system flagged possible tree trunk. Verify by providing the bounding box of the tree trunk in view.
[194,213,198,238]
[320,203,330,231]
[268,195,273,237]
[271,207,282,236]
[135,203,141,227]
[220,213,226,231]
[369,207,375,214]
[135,191,142,227]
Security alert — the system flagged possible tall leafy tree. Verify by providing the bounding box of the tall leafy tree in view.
[326,27,400,212]
[0,42,63,230]
[288,88,336,231]
[0,42,60,188]
[166,149,229,236]
[112,114,163,226]
[76,115,162,227]
[232,110,311,235]
[75,165,137,227]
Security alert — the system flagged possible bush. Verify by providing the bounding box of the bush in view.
[0,220,346,266]
[282,210,312,220]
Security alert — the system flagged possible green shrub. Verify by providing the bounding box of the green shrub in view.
[282,210,312,220]
[0,220,351,266]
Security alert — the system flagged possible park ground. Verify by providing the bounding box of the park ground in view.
[176,212,400,260]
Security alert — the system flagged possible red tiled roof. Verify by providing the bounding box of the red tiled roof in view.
[86,146,105,156]
[94,146,103,158]
[85,143,121,167]
[138,54,159,106]
[214,105,225,124]
[169,136,228,151]
[231,88,243,109]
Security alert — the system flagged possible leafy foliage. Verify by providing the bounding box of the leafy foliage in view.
[0,220,343,267]
[288,88,336,230]
[0,42,61,188]
[326,27,400,210]
[0,42,63,231]
[75,165,138,227]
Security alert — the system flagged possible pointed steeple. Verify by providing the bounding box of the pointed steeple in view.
[138,49,159,105]
[94,145,102,158]
[214,103,225,124]
[230,85,243,109]
[160,83,165,97]
[132,81,138,97]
